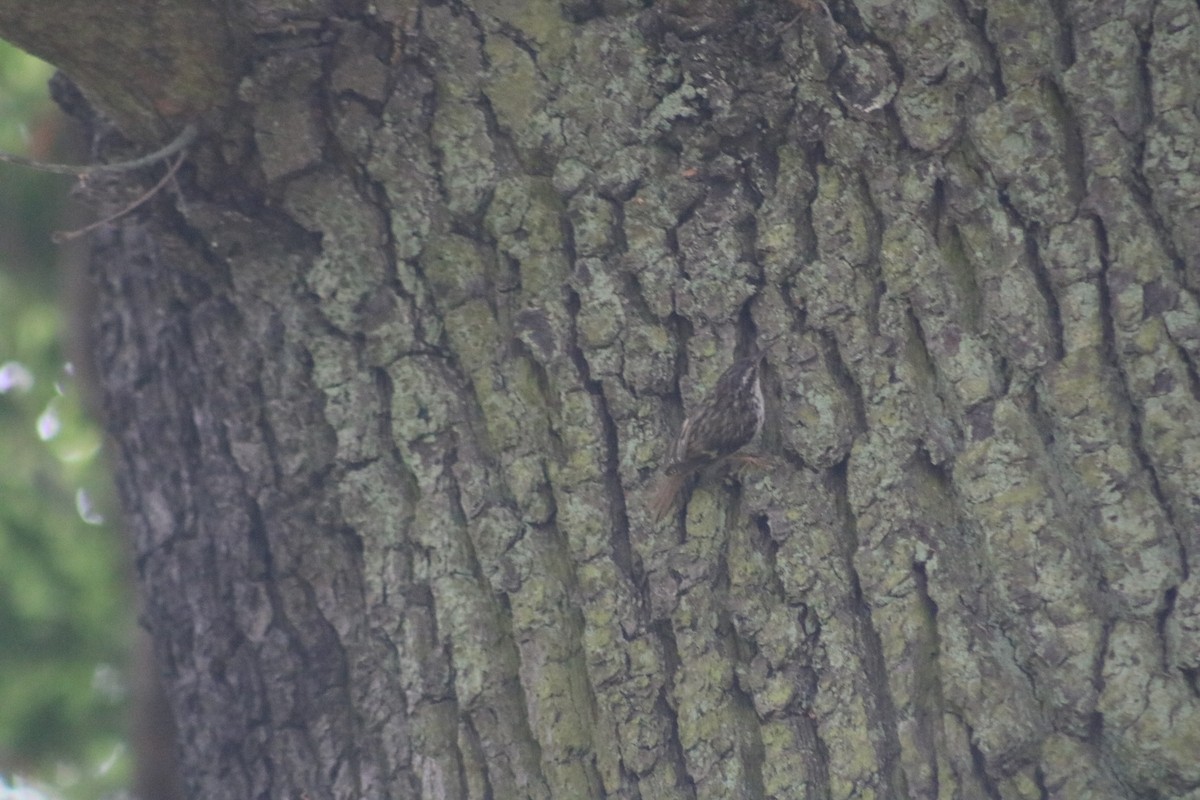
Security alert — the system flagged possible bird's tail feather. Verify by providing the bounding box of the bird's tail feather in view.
[650,472,687,522]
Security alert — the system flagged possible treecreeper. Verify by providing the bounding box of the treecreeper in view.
[651,348,768,521]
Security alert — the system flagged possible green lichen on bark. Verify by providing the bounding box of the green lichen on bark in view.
[72,0,1200,797]
[301,0,1200,791]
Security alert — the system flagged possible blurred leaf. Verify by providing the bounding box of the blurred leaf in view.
[0,43,54,153]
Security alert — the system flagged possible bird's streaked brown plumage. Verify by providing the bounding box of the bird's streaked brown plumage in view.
[651,349,767,521]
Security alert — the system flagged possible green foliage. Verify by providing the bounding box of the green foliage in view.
[0,41,133,799]
[0,44,65,294]
[0,43,54,145]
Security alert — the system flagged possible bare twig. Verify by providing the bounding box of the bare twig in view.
[52,152,187,242]
[0,124,197,176]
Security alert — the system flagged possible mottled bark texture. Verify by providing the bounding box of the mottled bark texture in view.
[0,0,239,141]
[19,0,1200,797]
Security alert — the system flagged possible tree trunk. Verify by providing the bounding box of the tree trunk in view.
[5,0,1200,797]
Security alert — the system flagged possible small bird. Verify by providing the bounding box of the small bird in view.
[651,348,768,521]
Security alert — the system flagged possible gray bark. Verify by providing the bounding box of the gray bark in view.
[5,0,1200,797]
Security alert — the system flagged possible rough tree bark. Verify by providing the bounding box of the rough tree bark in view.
[3,0,1200,798]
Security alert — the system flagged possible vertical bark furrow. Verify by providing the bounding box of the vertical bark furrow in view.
[53,0,1200,797]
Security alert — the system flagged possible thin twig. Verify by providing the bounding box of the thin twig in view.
[52,152,186,242]
[0,124,197,176]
